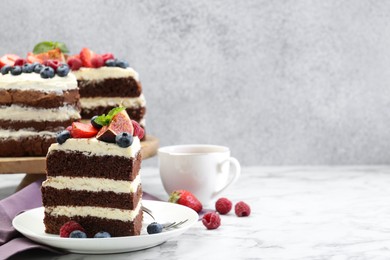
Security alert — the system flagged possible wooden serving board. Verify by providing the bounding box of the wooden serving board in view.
[0,135,159,174]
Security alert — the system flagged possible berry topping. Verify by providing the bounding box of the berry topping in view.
[202,212,221,230]
[94,231,111,238]
[147,222,163,234]
[57,130,71,144]
[22,63,34,73]
[27,52,43,64]
[101,53,114,62]
[1,65,12,75]
[169,190,203,213]
[69,230,87,238]
[70,122,99,138]
[43,60,61,71]
[0,54,20,68]
[10,66,22,76]
[215,198,232,215]
[96,108,134,143]
[56,64,70,77]
[33,63,44,74]
[132,120,145,139]
[234,201,251,217]
[80,47,94,68]
[105,59,116,67]
[40,66,55,79]
[115,59,129,68]
[91,54,104,68]
[67,56,82,71]
[14,58,27,66]
[115,132,133,148]
[91,115,103,129]
[59,221,85,238]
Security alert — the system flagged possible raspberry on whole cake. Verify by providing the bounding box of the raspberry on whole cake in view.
[41,107,144,237]
[0,42,81,157]
[67,48,146,137]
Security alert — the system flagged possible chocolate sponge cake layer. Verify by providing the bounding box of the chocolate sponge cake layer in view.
[81,107,146,122]
[0,136,55,156]
[0,89,80,108]
[43,210,143,237]
[46,151,142,181]
[42,185,142,209]
[0,119,75,132]
[78,78,142,98]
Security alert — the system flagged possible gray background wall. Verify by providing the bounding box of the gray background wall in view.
[1,0,390,166]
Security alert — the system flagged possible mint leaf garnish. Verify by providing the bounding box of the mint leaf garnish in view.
[33,41,69,54]
[93,107,126,126]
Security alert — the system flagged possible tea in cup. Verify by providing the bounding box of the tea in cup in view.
[158,144,241,206]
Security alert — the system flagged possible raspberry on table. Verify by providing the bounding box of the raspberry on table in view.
[59,221,85,238]
[202,212,221,230]
[235,201,251,217]
[215,198,232,215]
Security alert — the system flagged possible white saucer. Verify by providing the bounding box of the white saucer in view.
[12,200,199,254]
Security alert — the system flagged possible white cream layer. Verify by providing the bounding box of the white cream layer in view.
[80,94,146,109]
[45,202,142,222]
[0,104,81,121]
[0,129,56,139]
[0,73,78,92]
[43,175,141,193]
[73,67,139,82]
[48,136,141,158]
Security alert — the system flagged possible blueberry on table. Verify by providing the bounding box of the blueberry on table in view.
[1,65,12,75]
[10,66,22,76]
[57,130,71,144]
[94,231,111,238]
[40,66,55,79]
[56,64,70,77]
[147,222,163,234]
[115,132,133,148]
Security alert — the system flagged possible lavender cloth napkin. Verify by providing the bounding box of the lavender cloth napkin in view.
[0,179,161,259]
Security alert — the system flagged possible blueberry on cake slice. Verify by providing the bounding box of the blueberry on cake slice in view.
[41,107,145,237]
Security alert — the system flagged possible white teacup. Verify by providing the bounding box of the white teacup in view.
[158,144,241,206]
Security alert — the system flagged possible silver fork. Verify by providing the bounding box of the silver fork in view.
[142,206,189,229]
[162,219,189,230]
[142,206,155,220]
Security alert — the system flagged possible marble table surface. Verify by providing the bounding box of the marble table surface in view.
[3,166,390,259]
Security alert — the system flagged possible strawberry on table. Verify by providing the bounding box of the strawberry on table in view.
[168,190,203,213]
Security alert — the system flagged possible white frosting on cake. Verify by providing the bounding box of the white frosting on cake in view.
[43,175,141,193]
[80,94,146,109]
[45,202,142,222]
[48,136,141,158]
[0,72,78,92]
[0,104,81,121]
[0,129,56,139]
[73,67,139,82]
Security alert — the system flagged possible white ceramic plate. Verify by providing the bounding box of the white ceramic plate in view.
[12,200,199,254]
